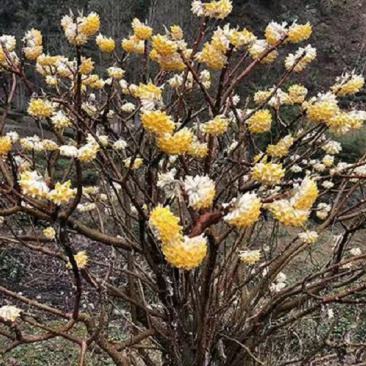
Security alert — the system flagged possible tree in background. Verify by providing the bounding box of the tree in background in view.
[1,1,366,365]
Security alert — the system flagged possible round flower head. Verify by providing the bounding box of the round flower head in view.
[151,35,177,57]
[96,34,115,52]
[107,66,124,79]
[0,305,21,322]
[18,170,50,199]
[28,98,54,118]
[322,140,342,155]
[162,235,207,269]
[306,92,339,123]
[202,0,233,19]
[331,72,364,97]
[43,226,56,240]
[224,193,262,228]
[298,230,318,243]
[285,45,316,72]
[322,155,334,167]
[132,18,152,41]
[288,22,312,43]
[141,110,175,136]
[51,110,71,129]
[184,175,216,210]
[79,12,100,36]
[157,128,193,155]
[266,200,309,227]
[196,43,227,70]
[78,143,99,162]
[67,251,88,269]
[251,162,285,185]
[266,135,294,158]
[288,84,308,104]
[239,250,261,265]
[0,136,12,155]
[188,139,208,158]
[170,25,184,41]
[246,109,272,133]
[78,57,94,75]
[200,115,229,135]
[149,205,183,246]
[134,82,163,110]
[23,28,43,60]
[291,177,318,210]
[265,21,287,45]
[48,181,76,205]
[60,145,78,158]
[249,39,278,63]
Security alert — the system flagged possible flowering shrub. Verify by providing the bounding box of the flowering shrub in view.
[1,1,366,365]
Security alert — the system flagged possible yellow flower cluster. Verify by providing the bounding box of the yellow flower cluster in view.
[285,45,317,72]
[191,0,232,19]
[67,251,88,269]
[78,143,99,162]
[149,205,207,269]
[196,43,228,69]
[265,21,287,45]
[121,37,145,54]
[249,39,278,63]
[162,235,207,270]
[157,128,193,155]
[0,35,16,65]
[23,28,43,60]
[239,250,261,264]
[224,193,262,228]
[288,84,308,104]
[37,54,59,66]
[134,82,162,110]
[266,135,294,158]
[43,226,56,240]
[122,19,152,54]
[170,25,184,41]
[48,181,76,205]
[292,178,318,210]
[202,0,233,19]
[246,109,272,133]
[132,18,153,40]
[51,110,71,129]
[79,57,94,75]
[266,200,309,227]
[96,34,115,53]
[251,162,285,185]
[306,93,339,123]
[79,13,100,36]
[18,170,50,199]
[107,67,124,80]
[149,33,186,71]
[331,72,365,97]
[266,177,318,227]
[184,175,215,210]
[200,115,229,135]
[151,35,177,56]
[141,110,175,136]
[287,22,312,43]
[188,140,208,158]
[61,13,99,45]
[0,136,12,155]
[149,205,183,246]
[27,98,54,118]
